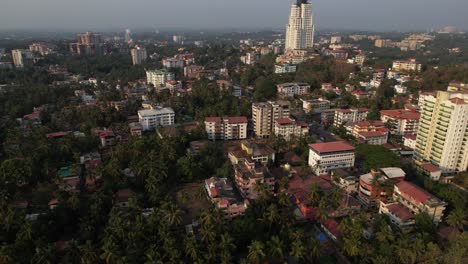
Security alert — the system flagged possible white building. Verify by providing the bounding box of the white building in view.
[380,109,420,136]
[138,106,175,131]
[11,49,33,68]
[275,64,297,74]
[415,91,468,175]
[308,141,355,175]
[403,134,417,150]
[277,82,310,97]
[333,108,370,127]
[162,58,185,68]
[204,117,248,141]
[330,36,342,44]
[285,0,315,50]
[392,59,422,72]
[301,98,331,114]
[130,46,147,65]
[146,69,175,87]
[274,117,309,141]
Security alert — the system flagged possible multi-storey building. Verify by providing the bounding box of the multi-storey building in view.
[301,98,331,114]
[285,0,315,50]
[146,69,175,87]
[333,108,370,127]
[204,116,248,141]
[308,141,355,175]
[415,91,468,175]
[392,181,447,224]
[252,101,291,138]
[29,42,55,56]
[205,177,249,218]
[130,46,147,65]
[11,49,33,68]
[321,109,338,126]
[274,117,308,141]
[392,59,422,72]
[234,159,275,200]
[358,167,406,206]
[277,83,310,97]
[69,32,103,55]
[447,82,468,92]
[138,106,175,131]
[274,64,297,74]
[228,141,276,166]
[162,57,185,68]
[346,121,389,145]
[380,109,420,136]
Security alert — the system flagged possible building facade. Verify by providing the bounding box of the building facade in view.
[380,109,420,136]
[308,141,355,175]
[131,46,147,65]
[204,117,248,141]
[138,107,175,131]
[277,82,310,97]
[333,108,370,127]
[146,69,175,87]
[274,117,309,141]
[252,101,291,138]
[285,0,315,50]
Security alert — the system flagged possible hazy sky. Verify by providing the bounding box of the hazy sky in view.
[1,0,467,31]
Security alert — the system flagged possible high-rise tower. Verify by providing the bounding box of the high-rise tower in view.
[285,0,315,50]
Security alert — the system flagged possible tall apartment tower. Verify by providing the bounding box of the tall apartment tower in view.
[131,46,147,65]
[252,101,291,138]
[415,91,468,175]
[11,49,32,68]
[285,0,315,51]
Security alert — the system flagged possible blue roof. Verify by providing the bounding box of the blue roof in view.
[317,232,329,243]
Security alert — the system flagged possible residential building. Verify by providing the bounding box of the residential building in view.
[275,64,297,74]
[301,98,331,114]
[11,49,33,68]
[274,117,308,141]
[252,101,291,138]
[205,177,249,218]
[358,167,406,206]
[330,36,342,44]
[29,42,55,55]
[321,109,337,126]
[447,82,468,92]
[234,159,275,200]
[162,57,185,68]
[130,46,147,65]
[414,91,468,175]
[69,32,103,55]
[392,59,422,72]
[129,122,143,136]
[379,202,416,230]
[285,0,315,50]
[173,35,185,44]
[146,69,175,87]
[228,141,276,166]
[333,108,370,127]
[324,49,349,59]
[419,163,443,181]
[241,52,260,65]
[277,82,310,97]
[184,65,204,78]
[354,54,366,66]
[204,116,248,141]
[308,141,355,175]
[403,134,417,150]
[138,106,175,131]
[375,39,395,48]
[346,120,389,145]
[393,181,447,224]
[380,109,420,135]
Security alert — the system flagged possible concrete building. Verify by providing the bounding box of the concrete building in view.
[29,42,55,56]
[146,69,175,87]
[130,46,147,65]
[228,141,276,166]
[162,57,185,68]
[277,82,310,97]
[392,59,422,72]
[205,177,249,218]
[69,32,103,55]
[285,0,315,50]
[274,117,309,141]
[403,134,417,150]
[308,141,355,175]
[138,106,175,131]
[11,49,33,68]
[380,109,420,136]
[346,121,389,145]
[415,91,468,175]
[330,36,342,44]
[204,116,248,141]
[333,108,370,127]
[234,159,275,200]
[275,64,297,74]
[252,101,291,138]
[301,98,331,114]
[358,167,406,206]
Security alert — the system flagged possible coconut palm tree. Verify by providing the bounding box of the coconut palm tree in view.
[247,240,266,264]
[290,239,306,261]
[267,236,285,262]
[80,240,99,264]
[185,236,199,262]
[446,208,467,230]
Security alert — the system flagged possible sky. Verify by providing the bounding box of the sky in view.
[0,0,467,32]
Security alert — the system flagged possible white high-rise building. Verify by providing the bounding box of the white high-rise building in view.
[415,91,468,176]
[125,29,132,42]
[285,0,315,51]
[12,49,33,68]
[131,46,147,65]
[146,69,175,87]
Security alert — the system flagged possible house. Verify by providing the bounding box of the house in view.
[275,64,297,74]
[346,120,388,145]
[129,122,143,136]
[115,189,132,208]
[57,165,82,192]
[333,108,370,127]
[205,177,249,218]
[419,163,443,181]
[403,134,417,149]
[234,159,275,200]
[228,141,275,166]
[99,130,116,147]
[308,141,355,175]
[379,201,415,230]
[274,117,309,141]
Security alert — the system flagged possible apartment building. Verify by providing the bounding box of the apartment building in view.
[274,117,309,141]
[392,181,447,224]
[162,57,185,68]
[29,42,55,56]
[308,141,355,175]
[392,59,422,72]
[204,116,248,141]
[252,101,291,138]
[228,141,276,166]
[380,109,420,135]
[11,49,33,68]
[415,91,468,175]
[130,46,147,65]
[358,167,406,206]
[234,159,275,200]
[146,69,175,87]
[346,120,389,145]
[138,106,175,131]
[301,98,331,114]
[277,82,310,97]
[333,108,370,127]
[275,64,297,74]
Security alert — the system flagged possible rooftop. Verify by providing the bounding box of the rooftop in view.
[309,141,355,154]
[380,109,420,120]
[395,181,444,206]
[386,203,414,222]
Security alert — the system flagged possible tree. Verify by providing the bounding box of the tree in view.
[267,236,285,261]
[253,76,276,101]
[247,240,266,264]
[446,208,467,230]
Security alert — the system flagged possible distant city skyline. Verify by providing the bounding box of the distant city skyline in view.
[0,0,467,32]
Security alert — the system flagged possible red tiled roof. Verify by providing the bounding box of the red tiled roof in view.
[99,131,115,138]
[46,131,71,138]
[354,120,384,127]
[404,134,417,140]
[209,187,219,198]
[205,117,222,123]
[449,98,467,105]
[322,219,341,238]
[386,203,414,221]
[23,112,40,120]
[226,116,248,124]
[380,109,420,120]
[359,131,387,138]
[275,117,295,125]
[309,141,355,154]
[395,181,433,204]
[420,163,441,173]
[48,198,59,206]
